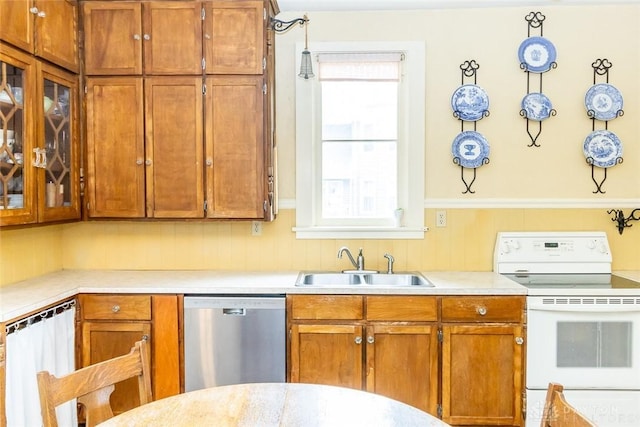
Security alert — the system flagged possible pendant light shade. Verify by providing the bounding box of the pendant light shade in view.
[298,50,314,79]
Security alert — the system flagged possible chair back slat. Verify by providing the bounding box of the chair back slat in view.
[37,340,152,427]
[540,383,596,427]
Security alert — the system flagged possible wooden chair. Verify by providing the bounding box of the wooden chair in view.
[541,383,596,427]
[37,340,152,427]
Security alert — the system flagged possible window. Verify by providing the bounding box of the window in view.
[295,42,425,239]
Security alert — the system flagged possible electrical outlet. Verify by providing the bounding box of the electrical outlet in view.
[251,221,262,236]
[436,210,447,227]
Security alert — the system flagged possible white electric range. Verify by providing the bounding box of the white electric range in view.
[495,231,640,427]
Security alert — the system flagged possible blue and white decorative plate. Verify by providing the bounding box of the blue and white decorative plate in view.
[584,83,623,121]
[521,92,553,121]
[450,84,489,121]
[452,131,490,169]
[518,36,557,73]
[583,130,623,168]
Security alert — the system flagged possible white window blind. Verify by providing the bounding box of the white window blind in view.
[317,52,403,81]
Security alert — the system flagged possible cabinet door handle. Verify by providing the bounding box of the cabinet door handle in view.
[367,336,375,344]
[354,336,362,345]
[111,304,120,313]
[476,306,487,316]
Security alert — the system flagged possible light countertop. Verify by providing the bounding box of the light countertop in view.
[0,269,529,322]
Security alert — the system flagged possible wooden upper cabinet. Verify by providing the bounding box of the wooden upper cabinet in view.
[82,1,202,76]
[204,1,265,75]
[85,77,146,218]
[82,2,143,75]
[0,0,78,72]
[143,2,203,75]
[144,77,204,218]
[205,75,265,219]
[0,0,34,54]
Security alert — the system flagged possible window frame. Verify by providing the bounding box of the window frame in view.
[294,41,425,239]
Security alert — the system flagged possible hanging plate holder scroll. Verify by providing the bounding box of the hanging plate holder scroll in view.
[584,59,624,194]
[450,60,490,194]
[518,11,557,147]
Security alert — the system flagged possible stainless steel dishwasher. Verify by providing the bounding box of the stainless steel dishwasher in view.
[183,295,286,392]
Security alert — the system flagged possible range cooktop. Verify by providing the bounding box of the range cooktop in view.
[503,273,640,290]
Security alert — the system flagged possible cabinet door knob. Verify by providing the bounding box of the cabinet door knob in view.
[515,337,524,345]
[37,11,46,18]
[354,336,362,345]
[133,34,141,41]
[204,34,211,40]
[476,306,487,316]
[29,7,39,14]
[142,334,149,341]
[205,158,213,167]
[143,34,151,41]
[136,159,143,165]
[367,336,375,344]
[145,159,152,166]
[111,305,120,313]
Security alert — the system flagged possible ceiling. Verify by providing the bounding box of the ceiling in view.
[277,0,640,12]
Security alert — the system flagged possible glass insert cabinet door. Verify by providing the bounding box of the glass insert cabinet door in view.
[0,50,31,218]
[42,76,72,208]
[37,63,80,223]
[1,44,79,226]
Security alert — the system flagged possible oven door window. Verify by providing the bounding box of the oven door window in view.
[557,321,632,368]
[527,298,640,390]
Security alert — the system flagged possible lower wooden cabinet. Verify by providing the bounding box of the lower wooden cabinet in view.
[288,295,439,415]
[78,294,181,416]
[441,296,525,426]
[288,294,525,426]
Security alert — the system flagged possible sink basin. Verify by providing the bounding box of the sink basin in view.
[295,272,433,287]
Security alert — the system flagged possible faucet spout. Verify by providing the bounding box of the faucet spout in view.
[337,246,359,270]
[384,253,395,274]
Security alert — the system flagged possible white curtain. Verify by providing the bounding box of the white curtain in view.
[5,306,77,427]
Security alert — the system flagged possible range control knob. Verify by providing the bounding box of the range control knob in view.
[597,240,608,254]
[587,240,596,249]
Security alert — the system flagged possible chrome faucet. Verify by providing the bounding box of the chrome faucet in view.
[337,246,365,271]
[384,253,395,274]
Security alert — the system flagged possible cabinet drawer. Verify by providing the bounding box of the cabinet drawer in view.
[290,295,364,320]
[441,296,524,322]
[366,296,437,321]
[80,294,152,321]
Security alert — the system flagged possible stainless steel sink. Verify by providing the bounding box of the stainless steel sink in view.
[295,272,433,287]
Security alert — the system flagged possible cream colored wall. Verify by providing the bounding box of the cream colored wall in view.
[1,208,638,286]
[1,5,639,287]
[274,5,640,199]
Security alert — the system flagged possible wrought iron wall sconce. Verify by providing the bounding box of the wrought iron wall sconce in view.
[270,14,314,79]
[607,208,640,235]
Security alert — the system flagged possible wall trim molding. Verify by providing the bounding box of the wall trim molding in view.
[278,198,640,210]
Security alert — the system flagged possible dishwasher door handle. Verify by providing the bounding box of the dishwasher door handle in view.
[222,308,246,316]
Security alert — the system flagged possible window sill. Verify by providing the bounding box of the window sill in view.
[292,226,426,239]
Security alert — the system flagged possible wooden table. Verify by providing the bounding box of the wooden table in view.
[98,383,450,426]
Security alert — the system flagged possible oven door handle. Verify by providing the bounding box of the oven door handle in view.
[528,301,640,312]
